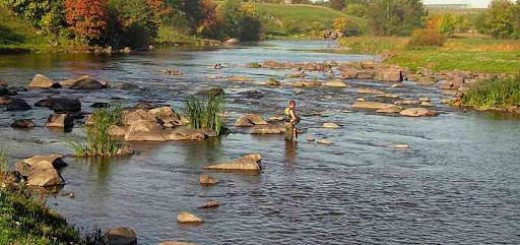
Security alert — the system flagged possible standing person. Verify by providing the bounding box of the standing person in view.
[284,100,300,141]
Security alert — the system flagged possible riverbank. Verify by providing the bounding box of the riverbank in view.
[0,189,83,244]
[337,35,520,74]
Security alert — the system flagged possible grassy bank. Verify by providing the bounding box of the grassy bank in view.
[0,7,52,53]
[258,3,367,39]
[338,36,520,74]
[461,76,520,111]
[0,190,82,244]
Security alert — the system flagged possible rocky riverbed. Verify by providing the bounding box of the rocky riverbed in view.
[1,40,519,244]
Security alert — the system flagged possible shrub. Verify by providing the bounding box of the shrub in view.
[67,105,131,157]
[221,0,263,41]
[184,95,225,135]
[333,17,361,36]
[367,0,426,36]
[409,28,446,47]
[65,0,109,41]
[476,0,520,39]
[345,4,367,17]
[461,75,520,109]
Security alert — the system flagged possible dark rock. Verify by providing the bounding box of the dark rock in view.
[69,75,107,90]
[11,119,35,129]
[6,98,31,111]
[239,90,264,99]
[197,87,225,97]
[120,82,139,90]
[104,227,137,245]
[91,102,110,108]
[0,87,7,96]
[133,101,155,110]
[35,97,81,113]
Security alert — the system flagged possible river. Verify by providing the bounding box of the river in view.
[1,40,519,244]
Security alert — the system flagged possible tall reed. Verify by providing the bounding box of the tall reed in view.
[184,95,225,135]
[67,105,131,157]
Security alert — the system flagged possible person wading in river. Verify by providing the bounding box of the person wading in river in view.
[284,100,300,141]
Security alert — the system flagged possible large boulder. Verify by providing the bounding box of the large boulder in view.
[29,74,59,89]
[204,154,262,171]
[14,154,66,187]
[69,75,107,90]
[35,97,81,113]
[352,101,396,110]
[6,98,31,111]
[45,114,74,131]
[399,108,439,117]
[177,212,203,224]
[104,227,137,245]
[124,120,166,141]
[235,114,269,127]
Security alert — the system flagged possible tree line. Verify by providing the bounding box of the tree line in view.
[0,0,264,49]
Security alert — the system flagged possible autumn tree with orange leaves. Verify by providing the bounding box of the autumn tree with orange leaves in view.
[65,0,109,40]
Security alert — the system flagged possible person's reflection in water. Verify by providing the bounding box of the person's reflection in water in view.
[284,140,298,166]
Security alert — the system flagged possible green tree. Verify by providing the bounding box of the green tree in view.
[108,0,158,49]
[367,0,426,36]
[482,0,519,39]
[1,0,65,34]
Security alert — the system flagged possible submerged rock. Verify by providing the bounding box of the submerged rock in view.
[177,212,203,224]
[11,119,35,129]
[250,124,285,134]
[317,139,333,145]
[376,106,403,114]
[199,200,220,209]
[204,154,262,172]
[399,108,439,117]
[104,227,137,245]
[15,154,67,187]
[199,175,218,186]
[196,87,225,97]
[6,98,31,111]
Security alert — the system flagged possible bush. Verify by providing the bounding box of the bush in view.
[476,0,520,39]
[367,0,426,36]
[409,29,446,47]
[461,75,520,109]
[345,4,367,17]
[221,0,263,41]
[67,105,131,157]
[333,17,361,36]
[65,0,109,41]
[184,95,225,135]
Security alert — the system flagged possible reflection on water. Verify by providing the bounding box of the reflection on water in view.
[1,41,520,244]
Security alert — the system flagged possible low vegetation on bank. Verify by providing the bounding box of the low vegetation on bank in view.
[460,75,520,111]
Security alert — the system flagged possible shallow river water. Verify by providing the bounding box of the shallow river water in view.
[1,41,519,244]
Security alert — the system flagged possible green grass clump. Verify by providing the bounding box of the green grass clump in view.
[0,147,7,183]
[0,190,81,244]
[461,76,520,110]
[68,106,131,157]
[184,95,225,135]
[337,36,408,54]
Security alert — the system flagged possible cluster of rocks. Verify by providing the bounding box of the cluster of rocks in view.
[338,62,404,83]
[29,74,108,90]
[353,100,438,117]
[255,60,337,72]
[234,114,286,134]
[92,104,217,142]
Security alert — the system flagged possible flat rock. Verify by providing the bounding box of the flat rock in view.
[317,139,333,145]
[323,79,348,88]
[69,75,107,89]
[322,122,341,129]
[353,101,395,110]
[199,200,220,209]
[177,212,203,224]
[400,108,439,117]
[104,227,137,245]
[124,120,166,141]
[376,106,403,114]
[235,114,269,127]
[250,124,285,134]
[45,114,74,131]
[204,154,262,171]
